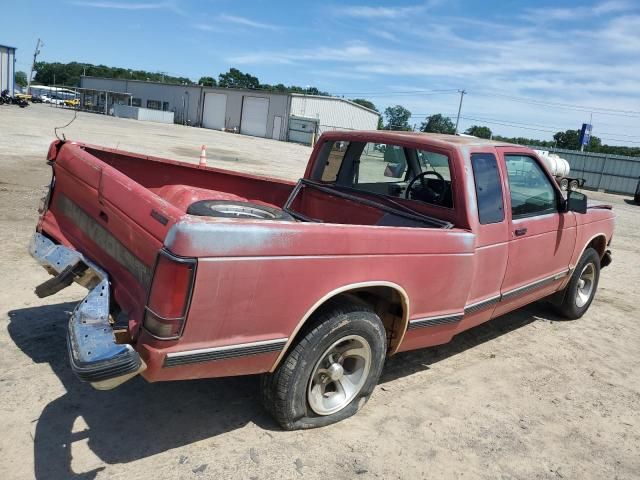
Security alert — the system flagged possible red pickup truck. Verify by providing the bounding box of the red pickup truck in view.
[30,132,614,429]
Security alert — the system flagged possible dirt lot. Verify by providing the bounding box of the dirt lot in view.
[1,105,638,480]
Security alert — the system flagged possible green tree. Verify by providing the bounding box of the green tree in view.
[350,98,378,112]
[33,61,194,86]
[384,105,412,131]
[420,114,455,134]
[198,76,216,87]
[15,71,28,87]
[492,135,556,147]
[218,68,260,89]
[553,129,601,150]
[553,129,581,149]
[464,125,492,139]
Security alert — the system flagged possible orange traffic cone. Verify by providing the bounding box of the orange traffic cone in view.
[199,145,207,167]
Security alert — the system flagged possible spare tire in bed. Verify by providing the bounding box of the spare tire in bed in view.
[187,200,294,220]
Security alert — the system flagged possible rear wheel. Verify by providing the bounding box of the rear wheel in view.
[260,298,387,430]
[554,248,600,319]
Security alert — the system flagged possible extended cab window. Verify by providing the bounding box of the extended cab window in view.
[471,153,504,224]
[313,140,454,208]
[505,155,557,218]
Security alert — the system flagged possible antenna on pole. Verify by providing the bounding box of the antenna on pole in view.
[27,38,43,94]
[454,89,466,135]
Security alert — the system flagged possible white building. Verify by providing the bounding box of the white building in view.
[78,76,381,145]
[0,44,17,94]
[289,94,380,135]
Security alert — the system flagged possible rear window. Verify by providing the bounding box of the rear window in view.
[471,153,504,224]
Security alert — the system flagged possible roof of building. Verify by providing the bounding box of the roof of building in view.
[0,44,17,50]
[290,93,380,116]
[81,75,290,96]
[81,77,381,115]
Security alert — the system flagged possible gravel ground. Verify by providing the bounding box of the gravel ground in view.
[1,104,638,480]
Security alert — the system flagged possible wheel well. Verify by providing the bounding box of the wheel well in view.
[270,285,408,371]
[348,287,408,354]
[587,235,607,259]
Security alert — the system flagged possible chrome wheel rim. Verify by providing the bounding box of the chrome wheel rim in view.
[576,263,596,308]
[207,204,276,219]
[307,335,372,416]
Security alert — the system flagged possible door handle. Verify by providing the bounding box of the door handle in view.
[514,227,527,237]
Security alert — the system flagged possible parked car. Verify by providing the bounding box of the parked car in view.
[30,133,614,429]
[63,98,80,107]
[46,95,65,106]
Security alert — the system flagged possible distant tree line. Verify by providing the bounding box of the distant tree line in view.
[197,68,331,96]
[378,106,639,157]
[33,61,194,86]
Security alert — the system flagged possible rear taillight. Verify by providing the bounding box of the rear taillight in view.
[143,250,196,339]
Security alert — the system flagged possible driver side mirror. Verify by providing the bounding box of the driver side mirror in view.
[566,190,587,214]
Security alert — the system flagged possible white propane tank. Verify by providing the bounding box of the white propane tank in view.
[535,150,570,177]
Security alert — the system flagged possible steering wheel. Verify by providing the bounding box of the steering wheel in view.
[405,170,447,205]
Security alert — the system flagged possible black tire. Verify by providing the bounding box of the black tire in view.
[187,200,293,220]
[554,247,600,319]
[569,179,580,191]
[559,178,569,191]
[260,298,387,430]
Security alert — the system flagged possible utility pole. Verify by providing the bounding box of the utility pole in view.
[454,89,466,135]
[27,38,43,94]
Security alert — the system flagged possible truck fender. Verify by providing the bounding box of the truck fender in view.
[268,281,410,372]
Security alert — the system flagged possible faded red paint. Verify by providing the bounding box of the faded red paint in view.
[36,133,615,385]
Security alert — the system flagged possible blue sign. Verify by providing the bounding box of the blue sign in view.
[579,123,592,146]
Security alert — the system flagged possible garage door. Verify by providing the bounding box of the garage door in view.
[241,96,269,137]
[202,93,227,130]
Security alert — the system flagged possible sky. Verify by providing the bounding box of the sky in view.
[2,0,640,145]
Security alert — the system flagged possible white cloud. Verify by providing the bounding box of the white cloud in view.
[218,14,280,31]
[339,1,441,19]
[71,1,171,10]
[69,0,185,15]
[229,44,373,65]
[524,0,638,21]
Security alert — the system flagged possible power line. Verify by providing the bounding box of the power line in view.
[330,88,458,97]
[469,91,640,118]
[460,115,640,144]
[409,112,639,139]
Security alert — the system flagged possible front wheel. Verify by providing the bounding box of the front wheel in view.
[554,248,601,319]
[260,298,387,430]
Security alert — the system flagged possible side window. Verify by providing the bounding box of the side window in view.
[356,143,407,184]
[417,151,452,181]
[471,153,504,224]
[505,155,557,218]
[131,98,142,107]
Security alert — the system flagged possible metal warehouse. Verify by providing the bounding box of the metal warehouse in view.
[289,94,380,135]
[79,76,380,144]
[0,44,17,94]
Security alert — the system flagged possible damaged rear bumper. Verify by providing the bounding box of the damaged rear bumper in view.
[29,232,145,389]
